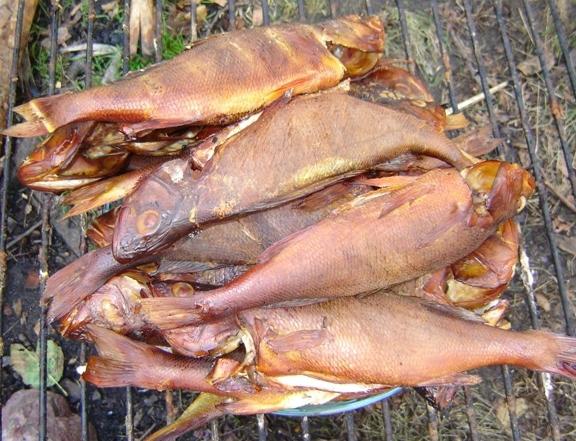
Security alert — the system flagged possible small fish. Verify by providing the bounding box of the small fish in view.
[138,161,534,329]
[112,92,473,262]
[3,16,384,138]
[83,291,576,440]
[44,182,368,322]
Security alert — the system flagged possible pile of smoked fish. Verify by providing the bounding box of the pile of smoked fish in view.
[5,14,576,441]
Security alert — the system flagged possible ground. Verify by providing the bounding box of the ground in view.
[1,0,575,440]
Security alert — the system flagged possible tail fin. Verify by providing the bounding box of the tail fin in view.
[2,95,76,137]
[543,334,576,378]
[145,394,226,441]
[453,126,502,158]
[44,246,141,323]
[62,168,152,218]
[83,325,216,391]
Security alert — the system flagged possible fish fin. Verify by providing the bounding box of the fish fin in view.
[420,299,484,323]
[222,390,339,415]
[417,373,482,387]
[145,394,227,441]
[2,119,49,137]
[62,169,150,218]
[445,112,470,131]
[155,260,223,275]
[139,296,205,329]
[453,126,502,157]
[44,246,132,322]
[540,334,576,378]
[83,325,156,388]
[354,175,419,188]
[207,358,242,385]
[416,386,459,409]
[294,182,353,211]
[265,329,330,353]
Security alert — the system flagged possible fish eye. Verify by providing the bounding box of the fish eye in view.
[136,209,161,236]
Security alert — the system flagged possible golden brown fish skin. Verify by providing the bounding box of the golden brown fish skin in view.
[4,16,384,138]
[45,183,369,322]
[138,161,533,329]
[238,292,576,386]
[113,93,473,262]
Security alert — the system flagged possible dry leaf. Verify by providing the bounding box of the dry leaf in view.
[556,234,576,256]
[536,293,551,312]
[553,216,572,234]
[209,0,227,7]
[496,398,528,431]
[57,26,71,46]
[101,0,119,17]
[197,4,208,23]
[517,51,555,76]
[130,0,155,56]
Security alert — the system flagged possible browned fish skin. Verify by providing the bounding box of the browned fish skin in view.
[138,162,533,329]
[44,183,368,321]
[113,92,473,262]
[239,292,576,386]
[4,16,384,138]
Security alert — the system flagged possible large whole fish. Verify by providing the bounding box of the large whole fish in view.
[112,92,473,262]
[44,182,368,321]
[137,161,534,329]
[3,16,384,138]
[83,291,576,440]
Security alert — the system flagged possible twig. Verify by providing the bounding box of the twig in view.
[446,81,509,115]
[6,220,42,249]
[545,181,576,214]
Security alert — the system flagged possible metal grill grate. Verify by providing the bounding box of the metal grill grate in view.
[0,1,574,440]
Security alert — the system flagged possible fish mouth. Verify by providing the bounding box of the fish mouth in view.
[112,174,189,262]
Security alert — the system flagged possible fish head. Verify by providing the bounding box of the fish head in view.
[60,272,151,338]
[461,160,535,226]
[112,157,196,262]
[319,15,385,77]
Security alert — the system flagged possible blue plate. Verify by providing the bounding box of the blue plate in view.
[272,387,403,417]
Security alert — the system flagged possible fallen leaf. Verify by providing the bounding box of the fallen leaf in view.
[209,0,227,7]
[553,216,573,234]
[536,293,551,313]
[556,234,576,256]
[101,0,119,17]
[57,26,71,46]
[517,51,555,76]
[10,340,65,391]
[496,398,528,431]
[12,299,22,318]
[197,4,208,23]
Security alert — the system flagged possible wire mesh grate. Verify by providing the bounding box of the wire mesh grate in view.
[0,0,574,440]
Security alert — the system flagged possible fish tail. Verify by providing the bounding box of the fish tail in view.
[45,246,135,323]
[83,325,215,391]
[452,126,502,158]
[62,169,151,218]
[543,334,576,378]
[145,394,226,441]
[2,94,76,137]
[140,294,217,330]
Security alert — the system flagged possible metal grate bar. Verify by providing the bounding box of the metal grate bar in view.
[0,4,26,434]
[519,0,576,202]
[261,0,271,26]
[228,0,236,29]
[496,1,575,338]
[155,0,164,63]
[297,0,306,21]
[301,416,311,441]
[494,0,573,437]
[462,388,479,441]
[119,1,135,438]
[381,400,393,440]
[546,0,576,101]
[365,0,374,16]
[425,403,439,441]
[394,0,412,66]
[79,2,95,439]
[257,413,268,441]
[430,0,458,112]
[37,2,61,440]
[191,0,198,41]
[345,413,358,441]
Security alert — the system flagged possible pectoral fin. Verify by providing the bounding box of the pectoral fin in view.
[417,373,481,387]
